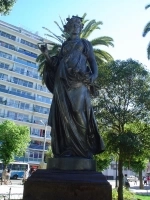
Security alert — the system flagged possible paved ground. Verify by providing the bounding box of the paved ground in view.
[0,180,150,199]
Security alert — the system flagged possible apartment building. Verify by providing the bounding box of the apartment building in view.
[0,20,52,166]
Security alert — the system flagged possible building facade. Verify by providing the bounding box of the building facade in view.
[0,20,52,167]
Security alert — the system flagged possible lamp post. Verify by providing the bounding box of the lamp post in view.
[40,120,47,163]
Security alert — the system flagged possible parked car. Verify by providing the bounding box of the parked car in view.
[127,176,138,182]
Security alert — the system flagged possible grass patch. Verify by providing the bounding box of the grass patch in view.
[135,194,150,200]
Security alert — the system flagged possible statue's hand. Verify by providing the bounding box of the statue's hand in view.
[38,43,51,62]
[89,74,97,83]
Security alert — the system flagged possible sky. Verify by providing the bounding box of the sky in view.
[0,0,150,70]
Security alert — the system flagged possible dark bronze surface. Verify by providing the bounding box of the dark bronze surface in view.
[23,170,112,200]
[47,158,96,171]
[39,16,105,159]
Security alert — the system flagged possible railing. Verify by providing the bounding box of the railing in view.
[0,64,41,80]
[14,58,37,69]
[0,88,35,100]
[30,133,50,138]
[28,144,49,150]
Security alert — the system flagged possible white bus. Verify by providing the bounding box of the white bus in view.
[0,161,29,179]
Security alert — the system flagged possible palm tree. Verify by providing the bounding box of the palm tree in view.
[143,4,150,59]
[37,13,114,84]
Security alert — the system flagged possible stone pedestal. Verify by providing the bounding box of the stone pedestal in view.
[23,158,112,200]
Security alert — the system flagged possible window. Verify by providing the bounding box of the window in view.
[18,48,37,58]
[0,40,15,51]
[0,84,6,89]
[36,95,52,104]
[20,39,38,49]
[16,57,36,67]
[34,105,49,114]
[0,51,12,60]
[11,88,32,96]
[0,62,9,70]
[17,113,29,121]
[33,117,47,124]
[0,73,8,80]
[37,84,48,92]
[15,66,25,74]
[12,77,33,88]
[7,111,16,120]
[9,99,19,108]
[0,31,16,41]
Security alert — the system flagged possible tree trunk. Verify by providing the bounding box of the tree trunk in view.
[139,170,144,189]
[118,155,123,200]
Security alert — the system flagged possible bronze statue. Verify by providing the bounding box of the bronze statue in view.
[39,16,105,159]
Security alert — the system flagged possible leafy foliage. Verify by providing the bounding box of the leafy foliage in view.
[94,151,112,172]
[0,120,30,165]
[112,188,135,200]
[45,146,53,162]
[94,59,150,200]
[0,0,17,15]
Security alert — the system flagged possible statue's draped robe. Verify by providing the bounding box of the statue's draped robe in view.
[43,38,105,158]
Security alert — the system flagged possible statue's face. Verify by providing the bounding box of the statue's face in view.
[67,20,82,36]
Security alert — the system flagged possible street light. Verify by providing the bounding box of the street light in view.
[40,120,47,163]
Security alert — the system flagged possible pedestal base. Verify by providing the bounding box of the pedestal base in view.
[47,157,96,170]
[23,170,112,200]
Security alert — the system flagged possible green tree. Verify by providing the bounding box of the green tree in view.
[45,146,53,162]
[0,120,30,166]
[37,13,114,84]
[95,59,150,200]
[124,121,150,189]
[0,0,17,15]
[94,151,112,172]
[143,4,150,59]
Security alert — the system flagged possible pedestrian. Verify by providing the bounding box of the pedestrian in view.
[124,174,130,189]
[147,176,150,185]
[1,169,7,185]
[22,169,29,184]
[5,169,11,185]
[134,176,137,185]
[143,177,147,185]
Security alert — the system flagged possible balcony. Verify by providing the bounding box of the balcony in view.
[14,58,37,69]
[30,132,51,139]
[15,157,42,163]
[9,90,35,100]
[28,144,49,150]
[18,49,38,59]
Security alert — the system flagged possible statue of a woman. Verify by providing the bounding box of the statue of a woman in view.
[39,16,105,159]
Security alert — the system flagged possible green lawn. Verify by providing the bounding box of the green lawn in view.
[135,194,150,200]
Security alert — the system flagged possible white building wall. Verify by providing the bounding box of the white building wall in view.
[0,20,52,166]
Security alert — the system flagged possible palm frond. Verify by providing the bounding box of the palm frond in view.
[94,49,113,63]
[59,16,65,27]
[147,42,150,59]
[90,37,114,48]
[143,22,150,37]
[145,4,150,9]
[54,21,64,33]
[43,27,64,43]
[81,20,102,38]
[44,33,64,43]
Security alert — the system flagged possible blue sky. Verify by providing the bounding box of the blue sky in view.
[0,0,150,69]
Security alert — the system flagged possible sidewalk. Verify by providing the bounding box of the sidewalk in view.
[0,182,150,198]
[130,184,150,196]
[0,184,23,199]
